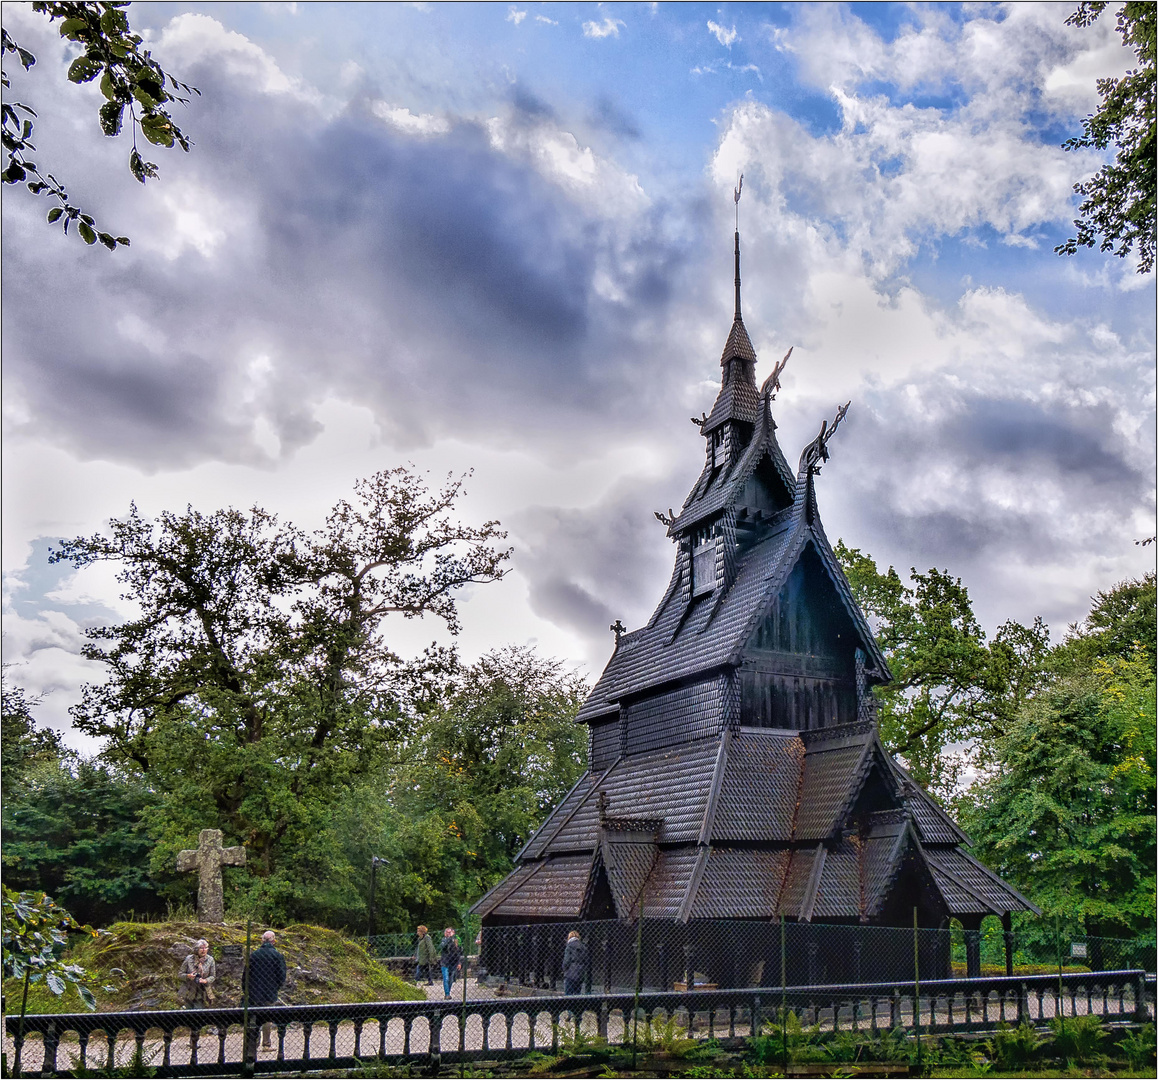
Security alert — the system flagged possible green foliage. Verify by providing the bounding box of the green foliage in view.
[50,468,509,927]
[834,542,1049,796]
[823,1027,912,1064]
[1051,571,1156,674]
[378,645,588,926]
[1048,1013,1107,1064]
[1,886,107,1011]
[1057,2,1156,273]
[925,1036,988,1068]
[748,1011,827,1064]
[2,2,198,248]
[2,755,163,926]
[959,650,1156,937]
[637,1014,705,1058]
[1,680,64,799]
[1118,1023,1157,1068]
[985,1022,1041,1070]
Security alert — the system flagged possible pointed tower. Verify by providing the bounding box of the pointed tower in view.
[474,226,1038,989]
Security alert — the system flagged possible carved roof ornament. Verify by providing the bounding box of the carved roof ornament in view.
[798,401,850,479]
[762,347,792,402]
[796,401,850,524]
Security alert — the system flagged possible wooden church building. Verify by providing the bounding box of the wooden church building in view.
[474,228,1037,990]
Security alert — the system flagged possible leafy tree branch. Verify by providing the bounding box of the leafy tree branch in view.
[2,1,197,248]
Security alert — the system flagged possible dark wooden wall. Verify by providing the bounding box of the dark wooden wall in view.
[740,550,858,730]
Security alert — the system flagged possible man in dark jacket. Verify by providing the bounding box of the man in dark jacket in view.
[244,931,287,1051]
[439,927,463,1000]
[562,931,589,996]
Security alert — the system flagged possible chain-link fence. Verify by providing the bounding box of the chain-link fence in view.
[477,918,1156,996]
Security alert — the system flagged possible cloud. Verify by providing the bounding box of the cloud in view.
[371,100,451,136]
[1,1,1152,724]
[589,95,641,139]
[535,15,558,27]
[710,91,1090,279]
[513,476,682,665]
[1,12,672,479]
[506,6,526,25]
[583,18,624,40]
[707,20,739,48]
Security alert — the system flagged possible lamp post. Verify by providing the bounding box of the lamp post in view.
[368,856,388,947]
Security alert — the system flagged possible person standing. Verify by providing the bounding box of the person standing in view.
[415,925,438,986]
[178,939,216,1008]
[439,926,463,1000]
[563,931,589,996]
[244,930,287,1052]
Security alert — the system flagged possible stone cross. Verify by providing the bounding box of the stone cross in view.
[176,829,246,923]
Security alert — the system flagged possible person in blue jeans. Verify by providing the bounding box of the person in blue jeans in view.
[439,927,463,999]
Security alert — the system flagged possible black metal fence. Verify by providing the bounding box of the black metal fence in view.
[476,918,1157,995]
[6,968,1153,1077]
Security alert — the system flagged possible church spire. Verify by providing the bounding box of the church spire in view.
[700,179,758,440]
[733,173,743,319]
[734,229,742,320]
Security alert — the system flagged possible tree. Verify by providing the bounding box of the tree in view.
[50,468,509,920]
[1,680,65,799]
[959,654,1156,938]
[1056,1,1156,273]
[1051,571,1156,673]
[2,1,197,248]
[835,542,1050,796]
[328,645,589,932]
[2,757,162,927]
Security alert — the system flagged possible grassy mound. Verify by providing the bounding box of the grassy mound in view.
[4,919,424,1014]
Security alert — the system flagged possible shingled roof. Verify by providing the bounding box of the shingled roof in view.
[475,228,1039,931]
[576,509,889,722]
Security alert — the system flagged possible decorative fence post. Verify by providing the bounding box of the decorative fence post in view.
[913,907,922,1068]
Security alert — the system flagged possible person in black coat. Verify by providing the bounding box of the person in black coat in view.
[562,931,589,996]
[244,930,287,1051]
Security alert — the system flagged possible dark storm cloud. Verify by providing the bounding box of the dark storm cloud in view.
[1,18,706,468]
[510,84,557,122]
[512,474,688,659]
[806,376,1154,633]
[589,95,641,139]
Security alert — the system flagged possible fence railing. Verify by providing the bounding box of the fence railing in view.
[476,918,1157,995]
[6,969,1153,1077]
[373,921,1156,978]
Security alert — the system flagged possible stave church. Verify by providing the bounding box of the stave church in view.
[474,221,1037,991]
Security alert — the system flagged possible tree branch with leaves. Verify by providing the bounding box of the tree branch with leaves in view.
[2,1,197,249]
[1056,1,1156,273]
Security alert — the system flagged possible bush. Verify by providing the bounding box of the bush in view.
[823,1027,912,1063]
[986,1021,1041,1069]
[747,1011,827,1064]
[1118,1023,1157,1068]
[1048,1013,1106,1064]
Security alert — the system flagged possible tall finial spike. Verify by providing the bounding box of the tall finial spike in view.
[733,174,743,318]
[734,231,741,318]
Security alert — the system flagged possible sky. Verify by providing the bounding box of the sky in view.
[2,1,1155,751]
